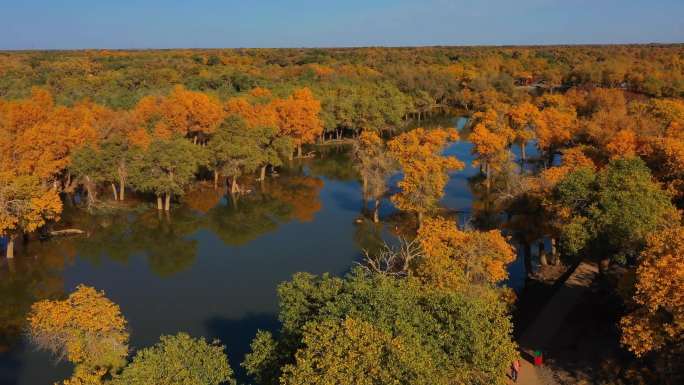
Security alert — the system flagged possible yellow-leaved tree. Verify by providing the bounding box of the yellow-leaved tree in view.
[620,225,684,357]
[508,102,540,162]
[388,128,463,225]
[27,285,129,385]
[416,217,516,292]
[132,85,223,144]
[0,173,62,258]
[273,87,323,158]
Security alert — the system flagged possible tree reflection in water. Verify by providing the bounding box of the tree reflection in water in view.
[71,206,203,277]
[0,239,74,352]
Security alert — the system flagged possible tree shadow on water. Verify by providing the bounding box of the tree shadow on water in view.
[205,313,280,383]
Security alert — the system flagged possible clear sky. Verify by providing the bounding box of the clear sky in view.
[1,0,682,49]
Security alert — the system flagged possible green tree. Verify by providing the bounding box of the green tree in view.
[70,146,109,206]
[113,333,234,385]
[129,136,203,211]
[243,268,517,385]
[71,137,137,204]
[280,317,441,385]
[207,117,292,193]
[98,136,136,201]
[554,158,677,267]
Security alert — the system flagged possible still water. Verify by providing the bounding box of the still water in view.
[0,116,533,385]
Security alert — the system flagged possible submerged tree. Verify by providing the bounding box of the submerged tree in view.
[352,131,396,222]
[273,87,323,158]
[208,116,293,193]
[129,136,204,211]
[0,173,62,258]
[508,102,540,162]
[388,127,463,225]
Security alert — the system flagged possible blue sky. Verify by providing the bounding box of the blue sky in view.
[1,0,682,49]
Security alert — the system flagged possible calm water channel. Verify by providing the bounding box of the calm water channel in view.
[0,116,535,385]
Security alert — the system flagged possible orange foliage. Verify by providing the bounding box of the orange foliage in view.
[535,107,577,154]
[225,87,323,156]
[508,102,539,145]
[272,88,324,150]
[0,88,108,181]
[388,128,463,221]
[132,85,223,142]
[416,217,516,290]
[469,123,509,174]
[308,63,335,77]
[620,225,684,356]
[224,96,278,128]
[0,174,63,242]
[640,136,684,201]
[606,129,638,159]
[27,285,129,371]
[249,87,273,98]
[562,147,596,170]
[0,88,53,136]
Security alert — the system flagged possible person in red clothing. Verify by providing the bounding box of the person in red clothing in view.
[511,359,521,382]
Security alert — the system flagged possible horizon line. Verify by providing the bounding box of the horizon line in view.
[2,41,683,53]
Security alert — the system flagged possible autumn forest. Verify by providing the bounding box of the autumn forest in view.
[1,45,683,385]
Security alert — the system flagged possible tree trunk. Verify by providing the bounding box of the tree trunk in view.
[260,165,267,181]
[231,176,239,195]
[297,145,302,158]
[417,211,424,228]
[523,241,533,278]
[540,248,548,266]
[164,193,171,211]
[85,176,96,207]
[119,175,125,201]
[520,141,526,163]
[6,234,15,259]
[549,238,559,265]
[213,170,219,189]
[111,183,118,201]
[362,176,368,198]
[157,195,163,210]
[373,199,380,223]
[65,171,73,192]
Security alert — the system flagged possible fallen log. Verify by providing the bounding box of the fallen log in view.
[49,229,86,237]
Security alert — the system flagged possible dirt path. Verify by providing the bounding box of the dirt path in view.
[512,262,599,385]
